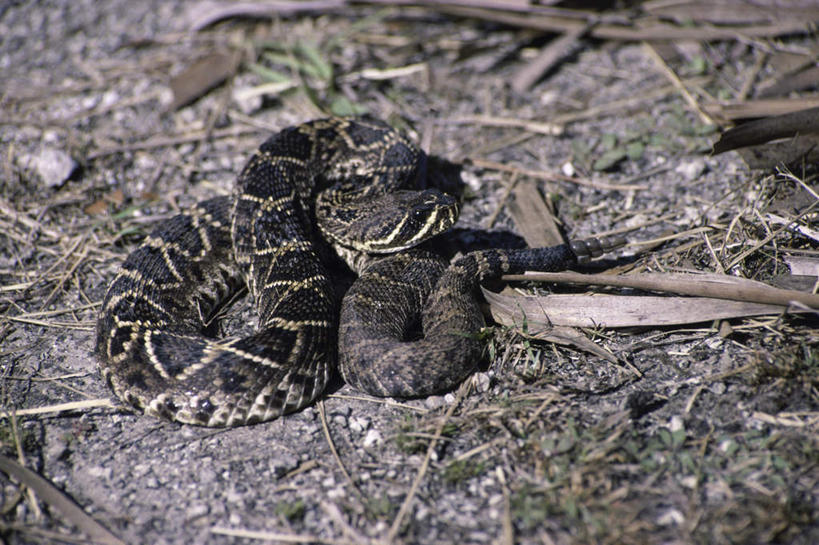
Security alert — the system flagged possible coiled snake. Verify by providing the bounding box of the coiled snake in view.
[96,117,619,426]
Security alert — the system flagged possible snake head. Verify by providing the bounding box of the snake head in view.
[318,189,460,253]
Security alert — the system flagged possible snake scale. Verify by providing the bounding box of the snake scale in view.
[96,117,620,426]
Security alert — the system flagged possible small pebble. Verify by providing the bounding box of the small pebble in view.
[424,395,446,410]
[349,416,370,433]
[471,372,491,393]
[709,382,726,395]
[674,159,706,181]
[186,504,209,520]
[363,428,382,447]
[18,147,78,187]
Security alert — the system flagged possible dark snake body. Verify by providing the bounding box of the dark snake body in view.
[96,117,617,426]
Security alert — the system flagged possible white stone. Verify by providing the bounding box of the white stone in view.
[363,428,383,447]
[18,147,77,187]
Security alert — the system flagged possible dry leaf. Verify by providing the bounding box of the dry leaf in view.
[508,181,562,248]
[784,256,819,277]
[84,189,126,215]
[501,271,819,308]
[185,0,345,30]
[169,52,240,110]
[483,289,794,328]
[524,325,617,363]
[84,199,108,215]
[735,135,819,169]
[108,188,124,206]
[712,105,819,154]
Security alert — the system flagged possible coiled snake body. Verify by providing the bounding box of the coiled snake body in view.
[96,117,617,426]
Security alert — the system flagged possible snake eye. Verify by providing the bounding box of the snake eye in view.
[411,207,429,223]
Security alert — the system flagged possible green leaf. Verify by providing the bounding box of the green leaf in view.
[262,51,303,73]
[626,141,645,160]
[297,41,333,81]
[657,428,672,448]
[600,133,618,150]
[329,95,368,117]
[671,428,686,449]
[247,62,292,83]
[688,56,707,75]
[592,148,627,171]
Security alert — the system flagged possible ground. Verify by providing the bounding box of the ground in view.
[1,2,817,545]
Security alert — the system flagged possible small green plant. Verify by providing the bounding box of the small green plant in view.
[274,498,305,522]
[364,494,393,518]
[249,38,367,116]
[442,459,486,485]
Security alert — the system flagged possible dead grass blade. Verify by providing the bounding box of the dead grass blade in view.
[643,0,819,25]
[511,24,590,93]
[0,455,125,545]
[185,0,819,42]
[385,385,465,542]
[210,525,360,544]
[317,401,365,503]
[734,135,819,169]
[443,115,562,136]
[469,158,646,191]
[758,65,819,99]
[0,399,116,419]
[87,125,261,159]
[643,42,714,126]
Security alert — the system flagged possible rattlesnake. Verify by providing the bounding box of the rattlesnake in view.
[95,117,619,426]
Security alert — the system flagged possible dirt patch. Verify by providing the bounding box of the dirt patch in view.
[1,2,816,544]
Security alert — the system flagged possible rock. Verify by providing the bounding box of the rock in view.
[349,416,370,434]
[45,434,70,465]
[674,158,706,182]
[232,86,264,115]
[186,504,209,520]
[363,428,382,447]
[424,395,446,410]
[18,147,78,188]
[471,372,491,393]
